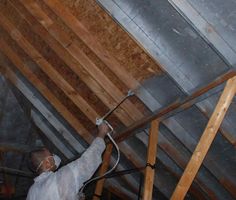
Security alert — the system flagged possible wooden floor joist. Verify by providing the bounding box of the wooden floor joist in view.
[170,76,236,200]
[93,143,113,200]
[143,120,159,200]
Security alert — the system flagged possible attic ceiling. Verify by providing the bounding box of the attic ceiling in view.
[0,0,235,199]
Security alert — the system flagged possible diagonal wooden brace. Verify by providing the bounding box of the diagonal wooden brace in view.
[171,76,236,200]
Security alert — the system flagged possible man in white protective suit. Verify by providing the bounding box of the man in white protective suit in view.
[26,122,109,200]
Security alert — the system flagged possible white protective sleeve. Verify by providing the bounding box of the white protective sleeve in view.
[56,137,106,199]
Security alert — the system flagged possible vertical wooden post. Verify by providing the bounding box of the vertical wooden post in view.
[171,76,236,200]
[93,143,113,200]
[143,119,159,200]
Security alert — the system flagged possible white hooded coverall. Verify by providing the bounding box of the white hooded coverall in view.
[26,137,106,200]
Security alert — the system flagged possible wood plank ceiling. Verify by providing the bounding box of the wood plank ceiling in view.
[0,0,235,199]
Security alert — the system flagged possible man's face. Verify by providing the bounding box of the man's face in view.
[42,150,56,172]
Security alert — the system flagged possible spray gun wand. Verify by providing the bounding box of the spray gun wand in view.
[96,90,134,126]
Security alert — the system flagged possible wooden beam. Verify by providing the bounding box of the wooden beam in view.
[142,120,159,200]
[42,0,160,112]
[171,76,236,200]
[13,0,142,125]
[119,141,173,199]
[0,12,99,124]
[163,118,236,198]
[0,40,93,144]
[115,70,236,142]
[6,0,142,127]
[0,59,84,154]
[93,143,113,200]
[10,0,236,147]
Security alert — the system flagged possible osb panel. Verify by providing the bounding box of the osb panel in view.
[60,0,163,81]
[16,0,139,116]
[0,1,116,123]
[0,1,126,131]
[36,0,151,116]
[36,0,130,95]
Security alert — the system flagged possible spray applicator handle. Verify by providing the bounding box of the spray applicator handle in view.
[96,118,114,133]
[96,117,104,126]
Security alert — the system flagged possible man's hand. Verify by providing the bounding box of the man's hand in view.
[97,122,110,139]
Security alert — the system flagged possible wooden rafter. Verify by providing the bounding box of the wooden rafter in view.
[0,40,93,143]
[171,76,236,200]
[21,0,143,120]
[2,5,162,197]
[143,120,159,200]
[0,9,150,196]
[41,0,160,109]
[0,12,100,123]
[12,0,142,125]
[2,59,84,153]
[162,118,236,198]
